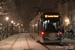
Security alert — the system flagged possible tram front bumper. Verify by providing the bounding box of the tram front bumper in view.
[40,37,62,43]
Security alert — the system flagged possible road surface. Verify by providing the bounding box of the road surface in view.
[0,33,75,50]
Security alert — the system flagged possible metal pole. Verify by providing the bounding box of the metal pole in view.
[7,21,8,37]
[11,24,13,35]
[7,21,8,33]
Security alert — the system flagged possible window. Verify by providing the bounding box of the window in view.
[42,19,60,32]
[34,22,38,33]
[43,20,48,30]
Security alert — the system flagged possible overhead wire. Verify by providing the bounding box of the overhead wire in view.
[38,0,42,7]
[33,0,42,17]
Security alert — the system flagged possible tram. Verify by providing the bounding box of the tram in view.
[30,12,62,44]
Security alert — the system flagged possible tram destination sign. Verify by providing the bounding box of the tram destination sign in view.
[45,15,59,18]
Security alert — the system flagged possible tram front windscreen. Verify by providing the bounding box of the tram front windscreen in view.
[42,18,60,32]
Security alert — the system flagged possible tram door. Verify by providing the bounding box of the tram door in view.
[38,20,41,35]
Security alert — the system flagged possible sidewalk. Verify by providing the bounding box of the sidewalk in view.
[0,33,48,50]
[62,38,75,44]
[62,38,75,50]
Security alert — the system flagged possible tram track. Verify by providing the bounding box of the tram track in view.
[30,35,51,50]
[40,43,51,50]
[39,42,66,50]
[8,35,20,50]
[25,35,31,50]
[39,42,69,50]
[30,34,66,50]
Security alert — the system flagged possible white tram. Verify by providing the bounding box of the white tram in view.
[30,12,62,44]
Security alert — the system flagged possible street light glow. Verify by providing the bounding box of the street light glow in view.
[21,24,23,26]
[6,17,9,21]
[17,23,19,25]
[65,19,70,26]
[65,19,69,22]
[11,21,13,23]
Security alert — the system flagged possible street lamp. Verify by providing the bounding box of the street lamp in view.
[17,23,19,26]
[11,21,13,23]
[65,19,69,22]
[6,17,9,21]
[6,17,9,37]
[65,19,70,26]
[11,21,13,35]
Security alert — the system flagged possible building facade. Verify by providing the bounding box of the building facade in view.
[58,0,75,32]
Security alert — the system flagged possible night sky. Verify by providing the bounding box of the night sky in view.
[13,0,61,30]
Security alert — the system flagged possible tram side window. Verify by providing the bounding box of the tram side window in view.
[30,25,33,33]
[34,22,38,33]
[31,24,34,33]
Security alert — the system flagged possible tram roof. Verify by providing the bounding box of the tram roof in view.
[30,13,43,24]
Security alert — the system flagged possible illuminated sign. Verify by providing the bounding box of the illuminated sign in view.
[45,15,59,18]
